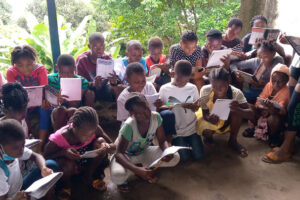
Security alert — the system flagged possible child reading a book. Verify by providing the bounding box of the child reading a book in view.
[231,42,284,103]
[0,83,29,138]
[110,94,179,192]
[145,37,170,91]
[222,18,243,49]
[44,107,115,198]
[159,60,204,162]
[117,62,160,123]
[0,119,56,200]
[76,32,118,102]
[242,64,289,146]
[169,30,204,91]
[6,45,50,152]
[48,54,94,131]
[115,40,148,82]
[195,68,254,157]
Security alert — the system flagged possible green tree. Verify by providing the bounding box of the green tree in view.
[92,0,240,55]
[26,0,109,32]
[0,0,12,25]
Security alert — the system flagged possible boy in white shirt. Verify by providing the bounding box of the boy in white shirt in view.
[159,60,204,162]
[117,62,161,123]
[0,119,56,200]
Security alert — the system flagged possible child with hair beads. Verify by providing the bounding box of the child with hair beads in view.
[44,107,115,199]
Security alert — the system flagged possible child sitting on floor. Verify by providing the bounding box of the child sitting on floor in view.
[6,45,50,152]
[159,60,204,162]
[0,119,56,200]
[44,107,115,199]
[115,40,148,82]
[231,42,284,103]
[117,62,160,123]
[195,68,254,157]
[0,83,29,138]
[145,36,170,91]
[48,54,94,131]
[76,32,119,102]
[169,30,204,91]
[243,64,290,146]
[110,94,179,192]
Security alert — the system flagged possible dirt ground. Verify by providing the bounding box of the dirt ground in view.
[69,120,300,200]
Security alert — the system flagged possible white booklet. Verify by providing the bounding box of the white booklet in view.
[25,139,41,149]
[149,146,192,168]
[257,97,283,110]
[25,172,63,199]
[149,64,162,78]
[60,78,82,101]
[249,28,280,45]
[25,86,44,108]
[96,58,114,78]
[145,94,159,111]
[146,75,157,83]
[211,99,232,120]
[206,49,232,67]
[80,149,102,159]
[44,85,59,106]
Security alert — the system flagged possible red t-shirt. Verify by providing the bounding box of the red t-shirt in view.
[75,51,112,82]
[6,64,48,86]
[145,55,166,75]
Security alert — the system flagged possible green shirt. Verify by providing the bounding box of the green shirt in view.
[47,73,89,91]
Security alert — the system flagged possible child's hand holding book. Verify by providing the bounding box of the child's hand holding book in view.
[41,167,53,177]
[135,167,155,182]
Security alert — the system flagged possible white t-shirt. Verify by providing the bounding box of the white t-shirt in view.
[117,82,157,122]
[0,148,32,198]
[159,82,199,137]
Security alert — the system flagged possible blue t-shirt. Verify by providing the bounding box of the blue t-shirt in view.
[122,57,148,75]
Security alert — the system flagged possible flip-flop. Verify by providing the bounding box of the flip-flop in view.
[118,182,130,193]
[229,143,248,158]
[57,188,71,200]
[242,127,255,138]
[262,152,291,164]
[92,179,107,192]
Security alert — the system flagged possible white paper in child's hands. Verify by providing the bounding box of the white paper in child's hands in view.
[25,86,44,108]
[146,75,156,83]
[25,172,63,199]
[148,146,192,168]
[96,59,114,78]
[25,139,41,149]
[60,78,82,101]
[211,99,232,120]
[80,149,102,159]
[206,49,232,67]
[145,94,159,111]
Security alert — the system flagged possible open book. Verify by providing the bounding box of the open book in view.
[96,58,114,78]
[25,85,59,108]
[25,172,63,199]
[249,28,280,45]
[60,78,82,101]
[211,99,232,120]
[146,75,157,83]
[145,93,159,111]
[25,139,41,149]
[257,97,283,110]
[207,49,232,68]
[148,146,192,168]
[285,36,300,56]
[149,64,162,78]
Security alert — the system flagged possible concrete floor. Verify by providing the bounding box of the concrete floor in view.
[70,123,300,200]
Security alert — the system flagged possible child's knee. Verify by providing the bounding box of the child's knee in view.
[46,159,60,172]
[110,162,129,185]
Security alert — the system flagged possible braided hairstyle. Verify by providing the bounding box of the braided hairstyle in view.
[11,45,37,65]
[1,82,28,113]
[69,106,99,129]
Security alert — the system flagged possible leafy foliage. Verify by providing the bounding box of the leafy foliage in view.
[0,0,12,25]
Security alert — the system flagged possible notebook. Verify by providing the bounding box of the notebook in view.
[96,58,115,78]
[207,49,233,67]
[60,78,82,101]
[211,99,232,120]
[285,36,300,56]
[25,85,59,108]
[249,28,280,45]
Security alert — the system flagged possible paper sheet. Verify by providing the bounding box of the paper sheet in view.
[44,85,59,106]
[145,94,159,111]
[60,78,82,101]
[206,49,233,67]
[80,149,101,159]
[149,64,162,78]
[25,86,44,108]
[146,75,157,83]
[96,58,114,78]
[211,99,232,120]
[148,146,192,168]
[25,172,63,199]
[25,139,41,149]
[257,97,283,110]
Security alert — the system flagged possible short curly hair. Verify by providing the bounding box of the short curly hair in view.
[148,37,163,50]
[250,15,268,27]
[181,30,198,43]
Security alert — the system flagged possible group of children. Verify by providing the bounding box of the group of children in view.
[0,14,300,199]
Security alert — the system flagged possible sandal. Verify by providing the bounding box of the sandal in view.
[262,152,291,164]
[57,188,71,200]
[229,142,248,158]
[117,182,130,193]
[92,179,107,192]
[242,127,255,138]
